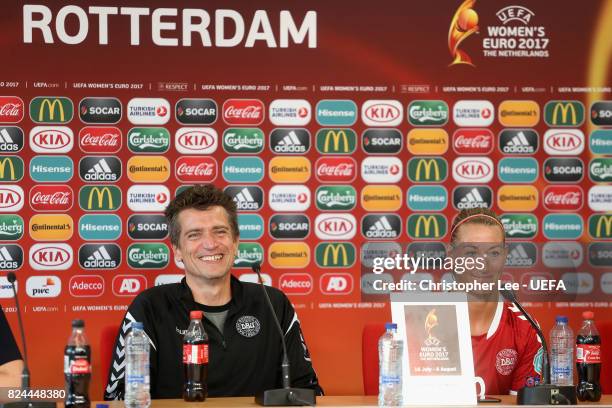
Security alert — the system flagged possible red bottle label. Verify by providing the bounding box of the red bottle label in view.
[183,344,209,364]
[70,358,91,374]
[576,345,601,364]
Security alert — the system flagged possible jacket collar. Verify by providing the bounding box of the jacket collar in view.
[179,274,244,316]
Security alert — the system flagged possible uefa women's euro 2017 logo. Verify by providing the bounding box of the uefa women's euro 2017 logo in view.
[424,308,441,346]
[448,0,479,66]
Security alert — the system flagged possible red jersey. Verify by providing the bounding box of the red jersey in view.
[471,302,543,395]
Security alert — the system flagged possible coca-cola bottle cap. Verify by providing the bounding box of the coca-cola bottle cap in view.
[190,310,203,320]
[582,311,594,320]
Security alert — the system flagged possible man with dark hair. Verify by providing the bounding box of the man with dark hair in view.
[105,184,322,399]
[448,208,542,395]
[0,307,24,387]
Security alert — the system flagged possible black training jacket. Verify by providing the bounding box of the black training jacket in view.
[104,276,323,399]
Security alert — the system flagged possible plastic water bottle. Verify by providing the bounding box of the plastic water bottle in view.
[378,322,403,406]
[550,315,574,386]
[125,322,151,408]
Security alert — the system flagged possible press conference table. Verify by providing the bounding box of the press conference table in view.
[94,395,612,407]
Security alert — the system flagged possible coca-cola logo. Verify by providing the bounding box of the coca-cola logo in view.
[175,157,217,182]
[315,157,356,182]
[29,185,73,211]
[543,186,583,211]
[453,129,493,154]
[0,97,24,123]
[222,99,264,125]
[79,127,121,153]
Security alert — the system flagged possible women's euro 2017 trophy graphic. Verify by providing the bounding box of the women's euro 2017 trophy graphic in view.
[424,309,440,346]
[448,0,479,66]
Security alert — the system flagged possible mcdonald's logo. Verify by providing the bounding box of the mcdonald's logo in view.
[315,128,356,154]
[29,97,73,124]
[315,243,356,268]
[407,157,447,182]
[0,156,23,181]
[79,185,121,211]
[544,101,584,126]
[407,214,447,239]
[589,214,612,239]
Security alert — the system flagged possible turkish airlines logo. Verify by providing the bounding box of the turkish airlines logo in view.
[29,126,74,153]
[127,98,170,125]
[544,186,583,211]
[279,273,313,295]
[175,127,218,154]
[126,185,169,212]
[544,129,584,155]
[453,100,494,127]
[268,185,310,212]
[320,273,353,295]
[452,157,494,183]
[315,157,356,183]
[269,99,311,126]
[26,276,61,298]
[361,157,402,183]
[361,100,402,126]
[69,275,104,297]
[29,243,73,270]
[30,185,73,211]
[0,185,24,212]
[79,127,121,153]
[112,275,147,297]
[453,129,493,154]
[222,99,264,125]
[314,213,356,240]
[0,97,24,123]
[175,157,217,183]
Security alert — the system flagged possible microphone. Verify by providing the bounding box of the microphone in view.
[2,273,56,408]
[499,289,575,405]
[251,265,316,406]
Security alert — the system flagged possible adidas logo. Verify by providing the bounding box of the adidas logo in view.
[365,216,399,238]
[506,244,536,267]
[0,245,19,269]
[502,131,535,154]
[274,130,307,153]
[82,245,118,268]
[457,188,488,209]
[0,129,14,144]
[0,128,20,152]
[0,246,14,261]
[233,187,260,210]
[82,158,118,181]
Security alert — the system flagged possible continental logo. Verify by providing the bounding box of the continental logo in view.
[0,215,24,241]
[127,156,170,182]
[407,129,449,155]
[315,243,356,268]
[589,214,612,239]
[544,101,584,126]
[407,157,448,182]
[407,214,447,239]
[315,128,356,154]
[79,185,121,211]
[361,185,402,211]
[268,157,311,183]
[30,97,73,124]
[29,214,73,241]
[498,100,540,127]
[0,156,24,181]
[268,242,310,268]
[497,185,538,212]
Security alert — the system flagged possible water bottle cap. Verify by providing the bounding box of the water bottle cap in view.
[131,322,143,330]
[582,311,594,320]
[72,319,84,328]
[96,404,109,408]
[190,310,203,320]
[385,322,397,330]
[555,316,568,323]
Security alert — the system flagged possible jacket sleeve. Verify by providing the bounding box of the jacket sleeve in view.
[280,295,324,396]
[104,295,158,400]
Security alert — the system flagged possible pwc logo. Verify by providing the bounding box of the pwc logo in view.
[543,129,584,155]
[79,127,121,153]
[29,243,73,271]
[79,156,122,183]
[453,100,494,127]
[0,185,24,212]
[222,99,264,125]
[543,186,583,211]
[26,276,61,298]
[79,243,121,269]
[175,157,217,183]
[112,275,147,297]
[269,157,311,183]
[320,273,353,295]
[128,98,170,125]
[269,242,310,268]
[30,97,73,124]
[268,185,310,212]
[279,273,313,295]
[269,99,311,126]
[453,129,493,155]
[30,185,73,212]
[0,127,24,153]
[29,126,74,153]
[452,157,494,183]
[498,100,540,127]
[175,127,218,154]
[176,98,217,125]
[315,157,356,183]
[79,97,122,124]
[361,100,402,126]
[0,96,24,123]
[407,129,449,155]
[127,156,170,183]
[69,275,104,297]
[314,213,356,240]
[126,185,169,212]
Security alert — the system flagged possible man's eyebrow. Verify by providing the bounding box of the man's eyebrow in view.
[182,227,202,235]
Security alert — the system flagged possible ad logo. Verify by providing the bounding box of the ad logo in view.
[0,244,23,270]
[453,129,493,155]
[543,186,583,211]
[408,157,448,182]
[544,101,584,126]
[29,243,72,270]
[79,126,121,153]
[453,186,493,210]
[79,243,121,269]
[268,185,310,212]
[30,185,73,212]
[589,186,612,212]
[26,276,61,298]
[316,100,357,126]
[361,157,402,183]
[362,129,402,154]
[320,273,353,295]
[127,127,170,153]
[127,214,168,240]
[498,129,538,154]
[0,96,24,123]
[223,128,264,154]
[314,213,356,240]
[316,128,356,154]
[407,214,447,239]
[315,243,356,268]
[268,242,310,268]
[127,98,170,125]
[29,126,74,153]
[127,243,169,269]
[279,273,313,295]
[30,97,73,123]
[408,100,449,126]
[0,127,24,152]
[589,214,612,240]
[0,185,24,212]
[176,98,217,125]
[78,214,121,241]
[79,185,121,211]
[69,275,104,297]
[498,157,538,183]
[269,214,310,240]
[79,156,121,182]
[361,100,402,126]
[361,185,402,211]
[498,100,540,127]
[543,214,583,240]
[234,243,264,268]
[497,185,538,212]
[269,99,311,126]
[222,99,264,125]
[452,157,493,183]
[362,214,402,239]
[589,158,612,183]
[269,157,311,183]
[175,127,218,154]
[237,214,264,240]
[224,186,264,211]
[29,214,73,241]
[0,214,24,241]
[315,185,356,211]
[315,157,356,183]
[222,157,265,183]
[126,185,169,212]
[0,156,23,181]
[407,129,449,155]
[543,129,584,155]
[544,158,584,183]
[175,156,217,183]
[270,128,310,154]
[453,100,494,127]
[79,97,121,124]
[127,156,170,183]
[407,186,447,211]
[500,214,538,239]
[112,275,147,297]
[590,101,612,126]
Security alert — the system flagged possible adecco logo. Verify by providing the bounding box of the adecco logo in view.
[315,213,356,240]
[315,157,357,183]
[222,99,264,126]
[361,157,402,183]
[590,130,612,155]
[237,214,264,240]
[269,157,311,183]
[30,185,73,212]
[543,129,585,155]
[498,100,540,127]
[29,126,74,153]
[112,275,147,297]
[175,128,218,154]
[362,129,402,154]
[543,158,584,183]
[30,156,74,183]
[497,185,538,212]
[320,273,353,295]
[30,97,73,124]
[175,157,217,183]
[316,128,357,154]
[543,214,583,240]
[223,128,264,154]
[498,157,538,183]
[0,185,24,212]
[500,214,538,239]
[589,186,612,212]
[407,129,449,155]
[29,214,73,241]
[127,214,168,240]
[79,97,122,124]
[407,186,447,211]
[269,214,310,240]
[279,273,313,295]
[361,185,402,212]
[268,185,310,212]
[26,276,61,298]
[29,243,73,271]
[361,100,402,126]
[127,98,170,125]
[498,129,539,154]
[269,99,311,126]
[0,126,24,153]
[79,126,121,154]
[543,186,583,211]
[453,129,493,155]
[315,100,357,126]
[543,242,583,269]
[561,272,593,295]
[69,275,104,297]
[79,214,121,241]
[452,157,493,183]
[452,100,494,127]
[79,185,121,211]
[0,214,24,241]
[126,185,169,212]
[0,96,24,123]
[268,242,310,268]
